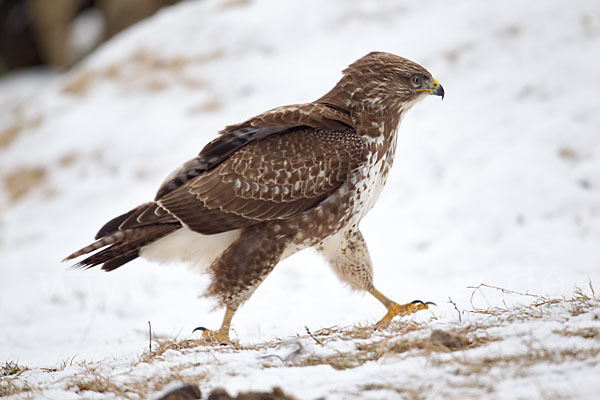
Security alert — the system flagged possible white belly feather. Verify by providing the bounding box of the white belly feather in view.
[140,228,241,272]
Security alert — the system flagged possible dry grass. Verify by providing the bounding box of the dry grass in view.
[67,369,124,396]
[0,379,32,397]
[141,337,209,363]
[219,0,252,10]
[0,114,42,151]
[61,70,96,95]
[362,383,430,400]
[467,283,596,321]
[4,285,598,399]
[449,344,600,379]
[558,147,579,162]
[3,166,47,203]
[295,323,497,371]
[1,360,27,377]
[556,326,599,339]
[0,361,32,397]
[57,152,79,168]
[63,362,202,400]
[61,49,222,96]
[0,125,20,150]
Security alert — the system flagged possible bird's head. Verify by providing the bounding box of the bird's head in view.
[320,51,443,122]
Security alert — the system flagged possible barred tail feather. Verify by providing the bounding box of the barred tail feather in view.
[63,231,126,262]
[64,224,180,271]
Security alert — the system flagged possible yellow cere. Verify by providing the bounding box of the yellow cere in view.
[416,78,440,93]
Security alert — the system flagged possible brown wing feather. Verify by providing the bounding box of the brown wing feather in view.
[158,127,366,235]
[155,103,352,200]
[219,103,352,135]
[117,202,176,230]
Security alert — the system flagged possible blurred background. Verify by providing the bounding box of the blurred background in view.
[0,0,179,73]
[1,0,599,367]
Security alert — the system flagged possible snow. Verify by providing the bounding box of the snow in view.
[1,0,599,398]
[4,294,598,399]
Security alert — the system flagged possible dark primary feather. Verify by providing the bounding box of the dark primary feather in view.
[95,207,138,240]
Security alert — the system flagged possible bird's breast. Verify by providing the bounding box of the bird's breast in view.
[350,132,399,220]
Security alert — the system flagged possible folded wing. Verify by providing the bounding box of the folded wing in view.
[158,126,366,234]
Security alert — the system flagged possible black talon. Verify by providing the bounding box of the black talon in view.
[411,300,437,307]
[192,326,207,333]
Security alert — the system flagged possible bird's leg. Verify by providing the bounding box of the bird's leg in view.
[195,306,237,344]
[319,228,434,330]
[369,288,433,329]
[198,225,290,345]
[193,306,237,344]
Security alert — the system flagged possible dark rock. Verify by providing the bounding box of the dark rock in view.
[208,387,296,400]
[430,329,471,350]
[157,384,202,400]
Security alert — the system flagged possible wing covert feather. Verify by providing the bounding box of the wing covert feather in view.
[158,127,366,234]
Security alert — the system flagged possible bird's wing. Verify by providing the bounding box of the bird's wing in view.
[109,102,358,236]
[155,103,352,199]
[157,126,366,234]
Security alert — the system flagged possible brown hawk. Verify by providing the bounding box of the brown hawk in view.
[65,52,444,343]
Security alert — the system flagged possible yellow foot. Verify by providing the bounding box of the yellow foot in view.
[192,327,231,345]
[375,300,435,330]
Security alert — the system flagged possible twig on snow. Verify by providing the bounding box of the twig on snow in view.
[305,326,324,346]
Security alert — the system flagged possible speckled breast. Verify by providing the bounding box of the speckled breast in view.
[281,131,399,252]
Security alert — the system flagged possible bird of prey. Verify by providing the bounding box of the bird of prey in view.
[65,51,444,343]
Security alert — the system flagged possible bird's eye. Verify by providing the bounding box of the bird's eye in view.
[411,75,422,87]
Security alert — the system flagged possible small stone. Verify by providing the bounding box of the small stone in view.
[157,384,202,400]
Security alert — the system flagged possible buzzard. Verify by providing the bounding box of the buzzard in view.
[65,52,444,343]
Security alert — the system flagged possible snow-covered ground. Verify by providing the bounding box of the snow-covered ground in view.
[1,0,599,398]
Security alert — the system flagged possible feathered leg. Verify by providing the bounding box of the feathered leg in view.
[200,224,291,343]
[318,228,433,328]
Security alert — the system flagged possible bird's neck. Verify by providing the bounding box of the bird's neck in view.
[351,106,403,142]
[318,87,404,139]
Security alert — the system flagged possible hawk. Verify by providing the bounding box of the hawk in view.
[65,52,444,343]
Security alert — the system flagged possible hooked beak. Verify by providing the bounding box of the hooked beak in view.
[431,79,444,100]
[417,78,445,100]
[431,78,444,100]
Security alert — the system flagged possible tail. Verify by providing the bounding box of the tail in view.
[64,202,181,271]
